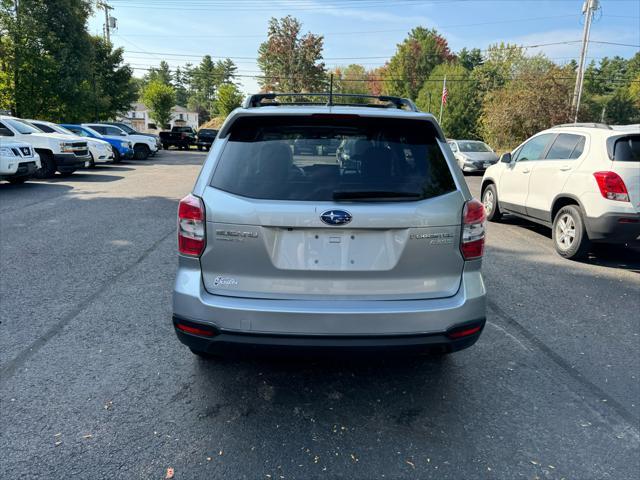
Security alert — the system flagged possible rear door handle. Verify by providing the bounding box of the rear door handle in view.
[559,165,572,171]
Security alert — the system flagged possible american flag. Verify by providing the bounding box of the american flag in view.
[441,83,449,106]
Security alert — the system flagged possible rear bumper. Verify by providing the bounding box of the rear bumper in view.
[585,212,640,244]
[174,316,485,355]
[173,258,486,352]
[53,153,89,172]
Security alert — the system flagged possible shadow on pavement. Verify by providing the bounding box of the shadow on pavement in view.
[498,214,640,272]
[44,173,124,183]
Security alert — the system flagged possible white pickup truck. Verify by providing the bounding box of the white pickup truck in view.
[0,115,90,178]
[0,140,41,184]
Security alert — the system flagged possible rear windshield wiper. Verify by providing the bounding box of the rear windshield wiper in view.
[332,190,423,201]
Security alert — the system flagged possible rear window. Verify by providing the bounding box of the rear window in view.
[613,135,640,162]
[211,115,455,202]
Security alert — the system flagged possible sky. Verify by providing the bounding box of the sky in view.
[87,0,640,94]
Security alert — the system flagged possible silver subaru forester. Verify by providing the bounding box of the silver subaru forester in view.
[173,93,487,357]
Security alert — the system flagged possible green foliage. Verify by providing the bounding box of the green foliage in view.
[215,83,243,117]
[580,53,640,124]
[458,48,483,71]
[384,27,453,100]
[144,60,172,86]
[416,63,481,139]
[187,55,237,118]
[0,0,134,121]
[142,80,175,129]
[479,62,574,151]
[257,16,326,93]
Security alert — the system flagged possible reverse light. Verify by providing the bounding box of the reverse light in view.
[178,194,206,256]
[593,171,630,202]
[461,199,486,260]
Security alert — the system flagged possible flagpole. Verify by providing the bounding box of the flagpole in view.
[438,75,446,124]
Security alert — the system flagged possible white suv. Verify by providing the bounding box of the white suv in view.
[481,124,639,259]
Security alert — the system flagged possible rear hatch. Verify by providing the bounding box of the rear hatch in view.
[200,114,466,300]
[609,134,640,212]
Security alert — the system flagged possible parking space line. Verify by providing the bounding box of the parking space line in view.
[0,228,176,381]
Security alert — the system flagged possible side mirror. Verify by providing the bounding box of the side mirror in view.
[0,127,14,136]
[500,152,512,163]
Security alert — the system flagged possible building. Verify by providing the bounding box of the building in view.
[119,102,199,132]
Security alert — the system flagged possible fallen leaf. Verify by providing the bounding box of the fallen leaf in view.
[406,460,415,469]
[54,433,61,437]
[54,441,62,447]
[165,467,174,479]
[82,434,93,439]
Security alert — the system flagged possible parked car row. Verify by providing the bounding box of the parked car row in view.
[159,126,218,151]
[0,115,162,183]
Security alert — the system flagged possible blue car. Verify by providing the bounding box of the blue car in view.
[60,124,134,163]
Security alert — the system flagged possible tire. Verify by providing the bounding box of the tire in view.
[134,144,150,160]
[58,170,75,177]
[8,177,28,184]
[112,148,122,164]
[552,205,590,259]
[482,184,502,222]
[33,151,56,179]
[162,143,169,150]
[86,152,96,168]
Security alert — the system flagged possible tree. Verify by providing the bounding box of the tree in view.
[416,63,481,139]
[1,0,94,119]
[0,0,134,121]
[142,80,175,129]
[173,67,189,107]
[257,16,326,93]
[144,60,172,86]
[86,35,137,122]
[479,61,573,151]
[188,55,238,118]
[383,27,454,100]
[331,64,371,103]
[215,83,243,117]
[458,48,483,71]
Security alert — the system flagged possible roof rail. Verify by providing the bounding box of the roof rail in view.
[553,122,612,130]
[243,93,419,112]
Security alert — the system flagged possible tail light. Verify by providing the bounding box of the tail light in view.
[461,199,485,260]
[593,171,630,202]
[178,194,206,256]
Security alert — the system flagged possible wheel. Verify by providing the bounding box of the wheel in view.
[112,148,121,164]
[482,184,502,222]
[7,177,27,184]
[162,143,169,150]
[552,205,590,259]
[86,152,96,168]
[133,144,150,160]
[33,151,56,179]
[189,348,217,359]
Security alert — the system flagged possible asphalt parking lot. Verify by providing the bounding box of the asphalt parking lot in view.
[1,150,639,479]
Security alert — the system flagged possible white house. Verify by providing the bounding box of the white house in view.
[119,102,199,132]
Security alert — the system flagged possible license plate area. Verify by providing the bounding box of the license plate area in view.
[271,228,406,271]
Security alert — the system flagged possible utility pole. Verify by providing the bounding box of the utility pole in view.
[571,0,599,123]
[12,0,20,117]
[98,1,113,45]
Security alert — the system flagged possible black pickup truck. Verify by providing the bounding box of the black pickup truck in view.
[159,126,196,150]
[196,128,218,151]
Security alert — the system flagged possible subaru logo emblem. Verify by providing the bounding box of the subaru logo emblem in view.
[320,210,352,226]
